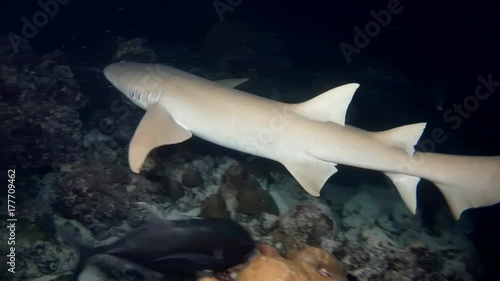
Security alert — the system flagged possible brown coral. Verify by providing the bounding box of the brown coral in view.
[166,179,185,199]
[223,164,249,187]
[199,192,231,219]
[182,166,204,187]
[220,164,279,216]
[236,184,279,215]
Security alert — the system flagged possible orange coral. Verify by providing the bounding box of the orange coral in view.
[198,277,219,281]
[198,244,343,281]
[235,245,343,281]
[237,255,309,281]
[256,243,281,257]
[287,246,344,281]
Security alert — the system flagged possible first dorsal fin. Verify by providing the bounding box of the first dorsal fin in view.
[292,83,359,126]
[129,103,192,173]
[214,78,249,88]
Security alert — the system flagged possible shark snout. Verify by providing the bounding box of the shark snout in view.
[103,62,137,95]
[103,63,123,85]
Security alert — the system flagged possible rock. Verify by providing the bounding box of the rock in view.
[277,200,338,252]
[1,50,87,172]
[51,163,156,239]
[10,239,75,280]
[200,192,231,219]
[261,213,280,232]
[113,37,158,62]
[333,187,477,281]
[182,166,204,187]
[223,164,249,187]
[219,164,278,216]
[236,184,279,215]
[335,227,456,281]
[166,179,185,200]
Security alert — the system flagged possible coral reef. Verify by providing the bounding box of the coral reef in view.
[165,179,185,200]
[182,166,204,187]
[51,163,156,238]
[4,43,480,281]
[112,37,158,62]
[274,200,339,252]
[220,164,279,216]
[326,188,478,281]
[210,243,343,281]
[200,193,231,219]
[1,50,87,171]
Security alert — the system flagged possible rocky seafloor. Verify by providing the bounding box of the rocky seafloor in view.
[0,32,482,281]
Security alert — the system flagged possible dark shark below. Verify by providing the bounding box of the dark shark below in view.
[72,216,255,279]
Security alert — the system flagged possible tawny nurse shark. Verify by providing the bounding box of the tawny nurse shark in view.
[104,62,500,219]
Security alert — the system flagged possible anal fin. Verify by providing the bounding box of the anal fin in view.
[281,156,338,196]
[384,172,421,214]
[129,103,192,173]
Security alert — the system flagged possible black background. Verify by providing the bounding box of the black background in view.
[1,0,499,279]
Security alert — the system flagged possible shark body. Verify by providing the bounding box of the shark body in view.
[104,62,500,219]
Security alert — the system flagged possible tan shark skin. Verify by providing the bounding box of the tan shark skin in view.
[104,62,500,219]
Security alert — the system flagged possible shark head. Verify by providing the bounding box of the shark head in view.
[104,62,167,110]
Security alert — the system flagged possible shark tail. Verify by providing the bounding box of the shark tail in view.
[371,123,427,215]
[373,123,500,219]
[417,154,500,219]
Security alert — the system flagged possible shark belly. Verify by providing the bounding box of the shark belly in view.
[163,91,290,161]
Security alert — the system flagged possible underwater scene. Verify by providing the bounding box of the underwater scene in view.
[1,1,499,281]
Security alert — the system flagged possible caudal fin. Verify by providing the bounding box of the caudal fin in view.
[375,124,500,219]
[387,152,500,219]
[424,154,500,219]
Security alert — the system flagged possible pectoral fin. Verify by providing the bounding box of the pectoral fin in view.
[129,104,192,173]
[282,157,338,196]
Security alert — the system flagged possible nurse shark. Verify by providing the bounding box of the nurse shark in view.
[104,62,500,219]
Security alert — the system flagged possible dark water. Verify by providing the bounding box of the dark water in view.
[1,0,499,280]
